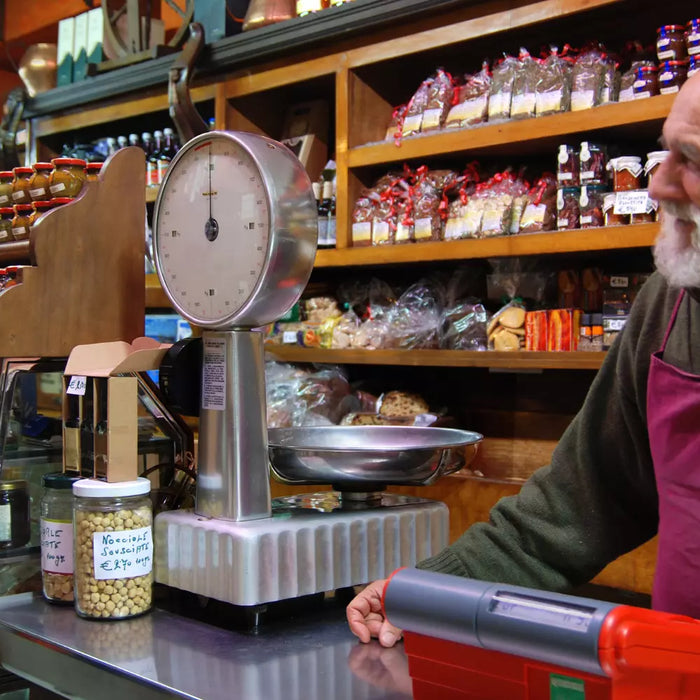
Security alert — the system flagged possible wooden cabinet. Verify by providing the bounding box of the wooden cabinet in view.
[24,0,692,594]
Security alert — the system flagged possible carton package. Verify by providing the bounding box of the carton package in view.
[63,338,170,482]
[547,309,582,351]
[57,17,75,87]
[72,12,89,82]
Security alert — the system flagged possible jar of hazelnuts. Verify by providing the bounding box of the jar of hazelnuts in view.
[72,478,153,620]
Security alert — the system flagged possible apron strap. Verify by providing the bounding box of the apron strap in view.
[660,291,685,353]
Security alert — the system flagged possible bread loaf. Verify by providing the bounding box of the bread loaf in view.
[378,391,429,417]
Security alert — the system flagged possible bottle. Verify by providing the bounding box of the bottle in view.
[157,128,176,183]
[106,137,118,157]
[128,133,141,150]
[316,178,328,245]
[80,380,94,476]
[117,135,128,150]
[312,180,322,242]
[63,387,81,473]
[319,178,335,247]
[145,131,159,187]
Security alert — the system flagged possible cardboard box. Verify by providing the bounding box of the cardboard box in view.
[63,338,170,482]
[57,17,75,87]
[547,309,582,352]
[87,7,104,68]
[525,310,548,351]
[73,12,89,82]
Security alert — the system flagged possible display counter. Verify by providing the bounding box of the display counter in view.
[0,592,412,700]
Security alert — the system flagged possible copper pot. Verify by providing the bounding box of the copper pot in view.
[18,43,57,97]
[242,0,296,32]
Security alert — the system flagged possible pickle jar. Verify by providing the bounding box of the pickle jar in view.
[41,472,80,604]
[0,207,15,243]
[73,478,154,620]
[11,166,33,205]
[86,162,103,182]
[29,199,56,228]
[579,185,606,229]
[28,162,53,202]
[0,171,14,206]
[603,193,629,227]
[633,65,659,99]
[49,158,87,199]
[557,187,580,230]
[657,25,686,61]
[608,156,643,192]
[658,60,688,95]
[11,204,33,241]
[0,480,31,550]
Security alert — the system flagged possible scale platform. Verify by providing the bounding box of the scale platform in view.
[154,493,448,607]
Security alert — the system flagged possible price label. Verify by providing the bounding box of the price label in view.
[66,375,87,396]
[613,191,651,215]
[604,317,628,332]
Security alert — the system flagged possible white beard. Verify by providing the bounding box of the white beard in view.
[653,202,700,289]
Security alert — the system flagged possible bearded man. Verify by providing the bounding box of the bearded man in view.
[347,73,700,648]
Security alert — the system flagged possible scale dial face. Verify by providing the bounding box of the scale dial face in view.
[153,131,317,329]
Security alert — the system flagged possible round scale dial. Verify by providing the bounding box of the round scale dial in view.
[153,131,317,329]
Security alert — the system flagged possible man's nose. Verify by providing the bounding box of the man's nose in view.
[649,154,685,203]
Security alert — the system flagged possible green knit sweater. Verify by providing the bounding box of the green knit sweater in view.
[418,271,700,591]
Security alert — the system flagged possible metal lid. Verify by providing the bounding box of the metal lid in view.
[12,166,33,174]
[42,471,81,489]
[0,480,28,491]
[33,162,53,171]
[73,477,151,498]
[51,158,87,168]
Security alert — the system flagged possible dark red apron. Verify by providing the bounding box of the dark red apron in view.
[647,291,700,617]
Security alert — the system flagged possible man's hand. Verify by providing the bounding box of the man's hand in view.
[346,579,403,647]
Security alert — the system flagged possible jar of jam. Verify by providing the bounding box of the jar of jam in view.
[631,192,658,224]
[0,480,31,550]
[633,65,659,98]
[0,171,14,206]
[86,162,103,182]
[49,197,74,211]
[29,199,56,227]
[657,25,686,61]
[49,158,87,199]
[579,185,606,228]
[689,55,700,78]
[608,156,643,191]
[0,207,15,243]
[603,192,629,227]
[557,187,580,230]
[658,60,688,95]
[28,162,53,201]
[579,142,607,185]
[11,166,33,205]
[11,203,33,240]
[645,151,669,187]
[557,144,579,186]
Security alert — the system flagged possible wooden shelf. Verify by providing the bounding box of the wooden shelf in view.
[314,223,658,268]
[266,346,606,370]
[349,95,674,168]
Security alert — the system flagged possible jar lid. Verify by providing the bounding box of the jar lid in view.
[12,166,33,175]
[33,162,53,171]
[658,24,685,32]
[6,265,19,272]
[0,171,13,178]
[86,162,103,170]
[50,197,74,205]
[42,471,81,489]
[687,18,700,28]
[12,203,33,212]
[51,158,87,168]
[559,186,581,194]
[638,65,658,73]
[661,60,689,67]
[73,477,151,498]
[0,479,28,491]
[0,207,14,215]
[32,200,54,210]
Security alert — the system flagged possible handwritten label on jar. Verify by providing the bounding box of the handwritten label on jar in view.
[41,519,74,574]
[613,191,653,215]
[67,375,87,395]
[92,527,153,580]
[202,337,226,411]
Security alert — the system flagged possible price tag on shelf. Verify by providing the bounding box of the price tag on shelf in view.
[613,191,651,215]
[66,375,87,396]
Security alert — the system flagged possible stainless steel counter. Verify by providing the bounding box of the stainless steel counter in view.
[0,593,413,700]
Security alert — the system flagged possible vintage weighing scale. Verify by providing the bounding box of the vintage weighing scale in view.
[151,130,482,608]
[383,568,700,700]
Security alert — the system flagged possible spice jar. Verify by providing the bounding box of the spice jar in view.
[579,142,607,185]
[687,19,700,56]
[557,144,579,186]
[11,166,33,205]
[608,157,643,192]
[579,185,606,228]
[49,158,87,199]
[0,207,15,243]
[11,204,33,241]
[658,60,688,95]
[29,199,56,228]
[603,193,629,227]
[41,472,80,604]
[657,25,686,61]
[28,162,53,201]
[86,162,103,182]
[645,151,669,187]
[0,171,14,206]
[633,65,659,98]
[631,192,658,224]
[0,480,31,550]
[689,55,700,78]
[73,478,153,620]
[557,187,580,230]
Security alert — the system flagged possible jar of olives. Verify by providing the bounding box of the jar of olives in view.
[73,478,153,620]
[49,158,87,199]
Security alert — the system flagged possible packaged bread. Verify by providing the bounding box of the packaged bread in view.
[487,301,526,351]
[377,391,430,417]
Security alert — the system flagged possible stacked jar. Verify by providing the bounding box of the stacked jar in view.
[655,25,688,97]
[73,478,154,620]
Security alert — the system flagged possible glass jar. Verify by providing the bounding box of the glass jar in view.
[633,65,659,98]
[608,156,643,192]
[0,171,14,206]
[557,144,579,186]
[687,19,700,56]
[579,142,607,185]
[689,55,700,78]
[0,207,15,243]
[41,472,81,604]
[657,25,686,61]
[11,204,33,241]
[73,478,153,620]
[645,150,669,187]
[11,166,33,205]
[631,192,658,224]
[28,162,53,201]
[49,158,87,199]
[658,60,688,95]
[557,187,580,230]
[29,199,56,228]
[603,192,629,226]
[0,480,30,550]
[579,184,606,228]
[86,162,103,182]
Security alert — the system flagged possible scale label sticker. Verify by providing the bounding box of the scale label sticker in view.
[202,337,227,411]
[550,673,585,699]
[66,375,87,396]
[92,527,153,580]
